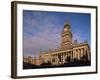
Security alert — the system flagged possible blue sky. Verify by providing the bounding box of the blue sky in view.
[23,10,91,57]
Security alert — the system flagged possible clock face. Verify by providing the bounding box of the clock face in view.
[64,28,67,31]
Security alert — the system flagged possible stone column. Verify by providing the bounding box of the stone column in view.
[65,52,67,58]
[77,49,80,60]
[53,54,54,64]
[74,49,77,60]
[73,50,75,59]
[58,53,59,64]
[55,54,56,64]
[63,52,65,63]
[56,54,58,64]
[79,49,81,60]
[76,50,77,60]
[81,48,83,58]
[77,49,79,60]
[54,54,55,64]
[65,52,67,63]
[71,51,72,61]
[83,48,86,56]
[71,51,73,61]
[88,50,90,61]
[88,51,90,61]
[61,53,62,63]
[72,51,73,60]
[82,48,84,57]
[54,54,56,64]
[51,54,52,63]
[51,54,53,64]
[62,53,63,63]
[57,54,58,64]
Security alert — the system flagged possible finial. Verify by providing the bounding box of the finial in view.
[64,17,70,26]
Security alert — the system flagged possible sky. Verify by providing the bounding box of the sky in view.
[23,10,91,57]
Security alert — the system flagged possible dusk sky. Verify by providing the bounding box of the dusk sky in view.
[23,10,91,57]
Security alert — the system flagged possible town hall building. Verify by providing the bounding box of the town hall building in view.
[23,20,91,66]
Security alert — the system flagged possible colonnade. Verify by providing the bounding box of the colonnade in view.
[50,47,89,65]
[23,47,90,65]
[51,50,73,65]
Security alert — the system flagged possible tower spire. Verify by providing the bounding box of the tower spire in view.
[64,18,71,29]
[65,18,70,26]
[61,18,72,49]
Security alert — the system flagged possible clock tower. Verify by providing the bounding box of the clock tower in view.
[61,20,73,49]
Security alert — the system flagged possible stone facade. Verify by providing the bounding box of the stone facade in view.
[23,20,90,66]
